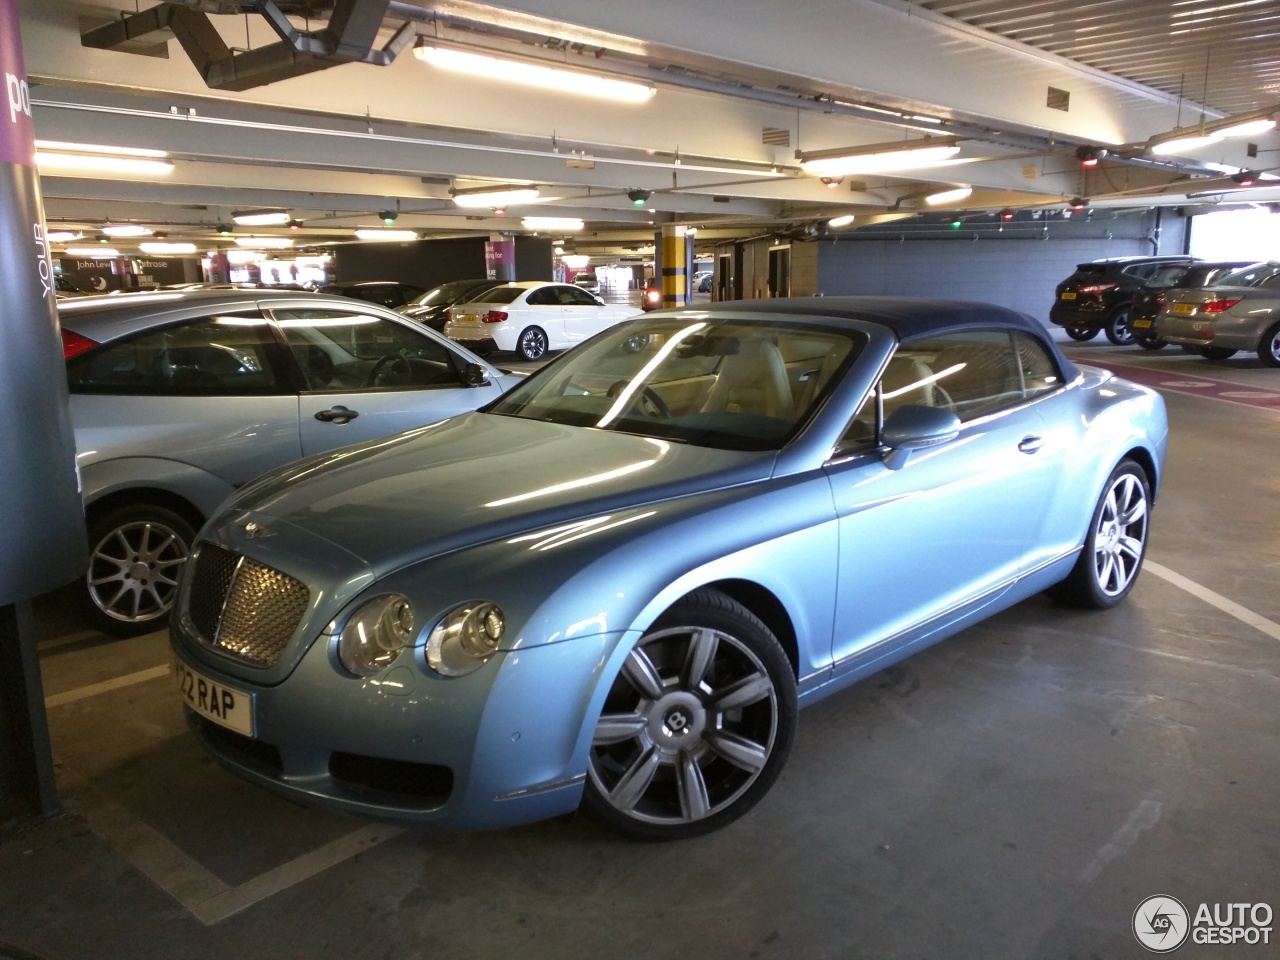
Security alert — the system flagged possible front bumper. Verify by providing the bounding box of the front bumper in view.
[172,621,629,830]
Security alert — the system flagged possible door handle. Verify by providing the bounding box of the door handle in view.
[315,405,359,424]
[1018,435,1044,454]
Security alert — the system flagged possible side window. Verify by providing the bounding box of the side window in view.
[272,309,463,392]
[525,288,559,307]
[1010,331,1062,400]
[66,313,282,396]
[562,286,600,306]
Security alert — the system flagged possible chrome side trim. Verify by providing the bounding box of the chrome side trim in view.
[495,772,587,801]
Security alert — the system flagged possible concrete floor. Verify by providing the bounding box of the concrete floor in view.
[2,337,1278,959]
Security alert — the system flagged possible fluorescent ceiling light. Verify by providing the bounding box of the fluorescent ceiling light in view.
[521,217,584,231]
[101,224,152,237]
[64,247,119,257]
[1211,117,1275,138]
[414,42,656,103]
[1149,133,1223,155]
[452,187,542,208]
[354,229,418,241]
[925,186,973,205]
[798,138,963,176]
[139,242,198,255]
[36,152,175,176]
[232,209,291,226]
[233,236,294,248]
[562,254,591,268]
[46,231,81,243]
[828,215,855,228]
[34,140,167,158]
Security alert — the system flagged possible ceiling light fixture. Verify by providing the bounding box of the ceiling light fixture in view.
[354,229,418,241]
[797,137,963,177]
[232,209,291,226]
[101,224,152,237]
[627,189,653,206]
[34,141,174,176]
[924,186,973,206]
[64,247,119,257]
[521,217,584,231]
[452,186,542,208]
[1146,109,1277,156]
[413,42,657,103]
[378,210,398,225]
[139,242,198,255]
[233,236,294,249]
[828,215,855,228]
[46,231,82,243]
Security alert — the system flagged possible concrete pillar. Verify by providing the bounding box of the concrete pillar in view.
[660,224,691,308]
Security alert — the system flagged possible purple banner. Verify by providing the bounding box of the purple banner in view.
[0,0,35,168]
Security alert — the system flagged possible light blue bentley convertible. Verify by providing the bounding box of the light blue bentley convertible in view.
[169,298,1167,839]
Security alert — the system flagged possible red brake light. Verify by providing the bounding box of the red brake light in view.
[61,329,98,359]
[480,310,508,324]
[1201,298,1241,314]
[1077,282,1118,295]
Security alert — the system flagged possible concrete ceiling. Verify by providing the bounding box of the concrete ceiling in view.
[16,0,1280,263]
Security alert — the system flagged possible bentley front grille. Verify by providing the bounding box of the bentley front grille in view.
[187,542,310,667]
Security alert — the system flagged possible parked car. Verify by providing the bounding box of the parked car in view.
[443,281,638,360]
[1050,255,1198,345]
[319,281,427,310]
[60,288,520,637]
[1130,261,1254,349]
[399,278,507,332]
[693,270,713,293]
[169,296,1167,839]
[641,276,662,311]
[572,272,601,295]
[1158,267,1280,364]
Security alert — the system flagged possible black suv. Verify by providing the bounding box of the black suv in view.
[1050,256,1198,345]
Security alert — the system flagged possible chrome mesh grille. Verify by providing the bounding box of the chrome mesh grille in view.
[187,541,310,668]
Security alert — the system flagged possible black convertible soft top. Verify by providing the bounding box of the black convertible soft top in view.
[699,295,1080,380]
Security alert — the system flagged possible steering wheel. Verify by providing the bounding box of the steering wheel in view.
[366,354,412,387]
[607,379,673,419]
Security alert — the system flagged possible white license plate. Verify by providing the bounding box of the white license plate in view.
[173,656,254,736]
[1171,303,1196,315]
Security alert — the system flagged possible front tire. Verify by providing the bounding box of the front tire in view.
[84,504,196,636]
[583,588,797,840]
[1065,327,1098,342]
[516,326,549,361]
[1047,459,1150,609]
[1257,321,1280,367]
[1104,306,1135,345]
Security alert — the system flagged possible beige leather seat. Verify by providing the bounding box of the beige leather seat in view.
[703,339,794,418]
[879,356,939,418]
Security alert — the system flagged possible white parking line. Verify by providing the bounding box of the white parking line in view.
[1144,561,1280,642]
[44,664,171,707]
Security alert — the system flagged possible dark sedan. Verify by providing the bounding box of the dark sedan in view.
[399,278,507,331]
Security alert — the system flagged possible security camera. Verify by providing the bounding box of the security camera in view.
[378,210,398,224]
[627,189,652,206]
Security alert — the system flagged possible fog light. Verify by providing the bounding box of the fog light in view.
[426,602,506,677]
[337,595,414,676]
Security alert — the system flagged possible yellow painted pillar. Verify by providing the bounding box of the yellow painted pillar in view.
[660,224,690,308]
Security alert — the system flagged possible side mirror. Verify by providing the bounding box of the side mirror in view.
[880,404,960,470]
[462,362,491,387]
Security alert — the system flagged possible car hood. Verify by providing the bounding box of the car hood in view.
[224,412,775,575]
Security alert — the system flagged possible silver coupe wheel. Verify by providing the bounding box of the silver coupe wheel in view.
[517,326,548,360]
[1090,470,1149,598]
[86,506,194,636]
[586,591,795,838]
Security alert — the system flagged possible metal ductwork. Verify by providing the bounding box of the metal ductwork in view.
[80,1,414,92]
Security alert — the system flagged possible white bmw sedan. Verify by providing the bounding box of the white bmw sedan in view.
[443,280,639,360]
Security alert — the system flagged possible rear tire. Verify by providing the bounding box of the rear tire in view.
[84,504,196,637]
[516,326,549,361]
[1257,322,1280,367]
[1047,459,1150,610]
[1065,327,1098,342]
[1104,306,1135,345]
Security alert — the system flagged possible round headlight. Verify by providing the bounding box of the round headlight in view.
[426,602,506,677]
[337,594,414,677]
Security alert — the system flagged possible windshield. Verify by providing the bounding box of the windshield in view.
[1218,263,1280,287]
[485,316,866,450]
[410,280,489,308]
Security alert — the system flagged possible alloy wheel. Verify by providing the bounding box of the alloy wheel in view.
[589,625,780,828]
[1091,472,1148,598]
[88,518,190,625]
[518,327,548,360]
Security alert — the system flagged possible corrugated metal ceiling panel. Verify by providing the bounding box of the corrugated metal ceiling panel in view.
[908,0,1280,116]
